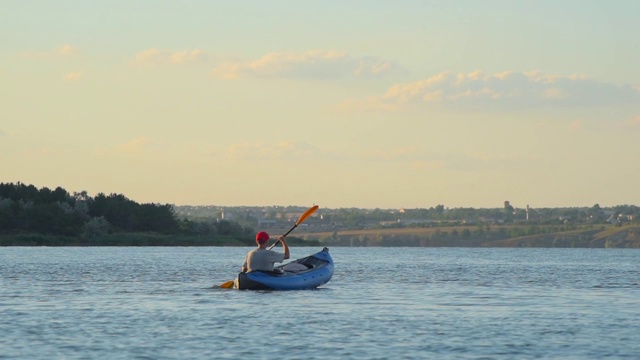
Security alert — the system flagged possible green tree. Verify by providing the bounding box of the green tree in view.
[83,216,110,240]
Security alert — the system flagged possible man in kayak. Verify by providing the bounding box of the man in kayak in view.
[241,231,290,273]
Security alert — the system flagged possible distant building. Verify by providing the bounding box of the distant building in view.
[258,219,276,227]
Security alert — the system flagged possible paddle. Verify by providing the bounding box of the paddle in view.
[268,205,319,250]
[220,280,234,288]
[218,205,319,289]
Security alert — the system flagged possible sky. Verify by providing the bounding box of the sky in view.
[1,0,639,209]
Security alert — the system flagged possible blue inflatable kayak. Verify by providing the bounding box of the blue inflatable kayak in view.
[235,247,334,290]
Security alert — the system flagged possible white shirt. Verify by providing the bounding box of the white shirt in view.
[242,248,285,272]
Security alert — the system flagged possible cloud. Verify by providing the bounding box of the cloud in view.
[64,71,83,82]
[213,50,396,79]
[19,44,78,59]
[115,137,156,154]
[96,137,167,157]
[568,120,584,131]
[131,48,209,66]
[347,70,640,111]
[0,129,7,137]
[58,44,77,56]
[625,115,640,129]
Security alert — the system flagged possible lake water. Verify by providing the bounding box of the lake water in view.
[1,247,639,359]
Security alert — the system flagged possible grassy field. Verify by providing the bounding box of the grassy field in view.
[295,224,640,248]
[297,224,601,239]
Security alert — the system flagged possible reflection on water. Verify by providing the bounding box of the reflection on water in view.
[1,247,639,359]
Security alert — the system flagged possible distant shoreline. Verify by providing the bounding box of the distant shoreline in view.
[3,225,639,248]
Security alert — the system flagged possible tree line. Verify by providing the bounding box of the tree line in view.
[0,182,256,245]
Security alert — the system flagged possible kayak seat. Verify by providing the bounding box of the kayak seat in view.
[282,262,310,272]
[300,257,327,269]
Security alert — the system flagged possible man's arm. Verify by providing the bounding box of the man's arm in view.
[241,256,248,273]
[278,235,290,260]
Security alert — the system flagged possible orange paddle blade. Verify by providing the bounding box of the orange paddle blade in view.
[296,205,319,225]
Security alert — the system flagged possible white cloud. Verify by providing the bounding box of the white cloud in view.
[568,120,584,131]
[213,50,396,79]
[95,137,167,157]
[58,44,77,56]
[131,49,162,65]
[115,137,156,154]
[625,115,640,129]
[543,88,569,100]
[423,90,444,103]
[352,70,640,111]
[117,138,147,154]
[169,50,208,64]
[131,48,209,66]
[64,71,83,81]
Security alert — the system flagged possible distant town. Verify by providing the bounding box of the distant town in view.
[174,202,640,248]
[174,201,638,232]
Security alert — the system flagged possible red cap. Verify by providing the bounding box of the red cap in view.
[256,231,270,243]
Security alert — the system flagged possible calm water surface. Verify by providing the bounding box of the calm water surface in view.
[1,247,639,359]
